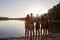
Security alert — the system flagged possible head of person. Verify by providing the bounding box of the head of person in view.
[27,14,29,18]
[44,14,47,17]
[30,13,33,17]
[41,15,44,19]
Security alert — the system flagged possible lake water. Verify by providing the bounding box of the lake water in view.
[0,20,25,38]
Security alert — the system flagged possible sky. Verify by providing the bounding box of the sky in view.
[0,0,60,18]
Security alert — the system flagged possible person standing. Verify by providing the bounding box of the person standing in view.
[43,14,49,39]
[35,14,40,40]
[40,15,45,38]
[29,13,34,40]
[43,14,47,35]
[48,17,53,35]
[25,14,30,40]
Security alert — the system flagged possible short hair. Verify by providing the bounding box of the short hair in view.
[27,14,29,17]
[30,13,33,16]
[44,14,47,16]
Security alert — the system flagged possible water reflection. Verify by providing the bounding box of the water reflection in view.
[0,20,25,38]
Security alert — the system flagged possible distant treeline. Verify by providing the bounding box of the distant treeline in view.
[9,18,25,20]
[0,17,9,20]
[0,17,25,20]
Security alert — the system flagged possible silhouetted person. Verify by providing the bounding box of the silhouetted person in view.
[48,17,53,34]
[40,15,45,36]
[29,13,34,40]
[35,14,40,39]
[25,14,30,40]
[43,14,49,38]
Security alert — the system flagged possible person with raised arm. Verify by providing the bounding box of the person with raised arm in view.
[25,14,30,40]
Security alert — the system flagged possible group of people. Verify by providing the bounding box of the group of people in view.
[25,13,53,40]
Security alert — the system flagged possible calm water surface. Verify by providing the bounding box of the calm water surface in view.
[0,20,25,38]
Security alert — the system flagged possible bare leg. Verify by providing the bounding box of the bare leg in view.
[25,29,27,40]
[25,30,26,40]
[30,30,32,40]
[36,29,37,40]
[38,29,40,40]
[33,28,34,40]
[27,30,29,40]
[40,28,43,40]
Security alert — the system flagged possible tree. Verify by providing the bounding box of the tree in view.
[47,2,60,33]
[47,3,60,20]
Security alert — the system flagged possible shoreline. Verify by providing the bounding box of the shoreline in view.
[0,37,25,40]
[0,33,60,40]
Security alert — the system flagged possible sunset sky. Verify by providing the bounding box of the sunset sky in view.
[0,0,60,18]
